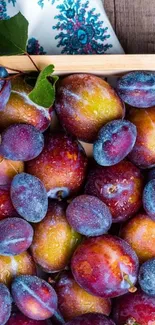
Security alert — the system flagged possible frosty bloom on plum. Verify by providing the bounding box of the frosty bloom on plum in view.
[53,0,113,54]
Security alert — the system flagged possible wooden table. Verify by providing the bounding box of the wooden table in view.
[104,0,155,54]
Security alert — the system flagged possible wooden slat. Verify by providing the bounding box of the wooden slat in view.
[0,55,155,76]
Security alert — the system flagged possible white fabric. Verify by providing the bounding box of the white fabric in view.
[1,0,124,54]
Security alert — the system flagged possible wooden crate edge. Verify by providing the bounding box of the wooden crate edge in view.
[0,54,155,75]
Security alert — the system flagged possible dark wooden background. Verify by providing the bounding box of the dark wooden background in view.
[104,0,155,54]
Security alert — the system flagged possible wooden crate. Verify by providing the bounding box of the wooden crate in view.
[1,55,155,76]
[1,54,154,156]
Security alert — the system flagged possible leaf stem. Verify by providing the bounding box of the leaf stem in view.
[0,65,23,74]
[25,52,40,72]
[0,72,24,81]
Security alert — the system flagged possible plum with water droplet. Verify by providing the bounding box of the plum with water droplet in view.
[117,71,155,108]
[112,289,155,325]
[66,195,112,236]
[65,313,115,325]
[11,275,57,320]
[71,235,139,298]
[11,173,48,223]
[26,133,88,199]
[31,201,81,273]
[55,271,111,321]
[54,74,124,142]
[0,251,36,286]
[0,77,50,132]
[0,217,33,256]
[120,214,155,262]
[0,124,44,161]
[0,66,11,111]
[0,283,12,325]
[128,107,155,168]
[93,119,137,166]
[85,161,143,223]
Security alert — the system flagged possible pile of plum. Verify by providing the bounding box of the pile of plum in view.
[1,67,155,325]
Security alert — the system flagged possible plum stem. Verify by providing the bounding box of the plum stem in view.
[124,317,140,325]
[57,191,64,201]
[48,277,56,285]
[25,52,40,72]
[123,273,137,293]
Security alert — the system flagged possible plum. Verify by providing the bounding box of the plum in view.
[10,173,48,223]
[0,185,16,220]
[120,214,155,262]
[143,179,155,220]
[112,289,155,325]
[11,275,58,320]
[0,217,33,256]
[55,271,111,321]
[117,71,155,108]
[66,195,112,236]
[6,312,49,324]
[71,235,139,298]
[148,168,155,181]
[0,156,24,186]
[26,133,88,199]
[85,160,143,223]
[93,119,137,166]
[138,258,155,296]
[0,77,50,132]
[31,201,81,272]
[0,66,11,111]
[65,313,115,325]
[54,74,124,142]
[128,107,155,168]
[0,251,36,286]
[0,283,12,325]
[0,124,44,161]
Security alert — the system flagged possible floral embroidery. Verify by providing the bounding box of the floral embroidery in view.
[53,0,113,54]
[0,0,17,20]
[0,0,9,20]
[38,0,44,8]
[38,0,58,8]
[27,37,46,55]
[8,0,16,6]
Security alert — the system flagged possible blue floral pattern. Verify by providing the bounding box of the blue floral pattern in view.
[38,0,58,8]
[27,37,46,55]
[0,0,9,20]
[0,0,16,20]
[53,0,112,54]
[38,0,44,8]
[8,0,16,6]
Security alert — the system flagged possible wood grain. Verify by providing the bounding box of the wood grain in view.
[1,55,155,75]
[104,0,115,29]
[104,0,155,54]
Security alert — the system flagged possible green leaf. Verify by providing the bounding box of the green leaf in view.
[28,65,59,108]
[0,12,28,55]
